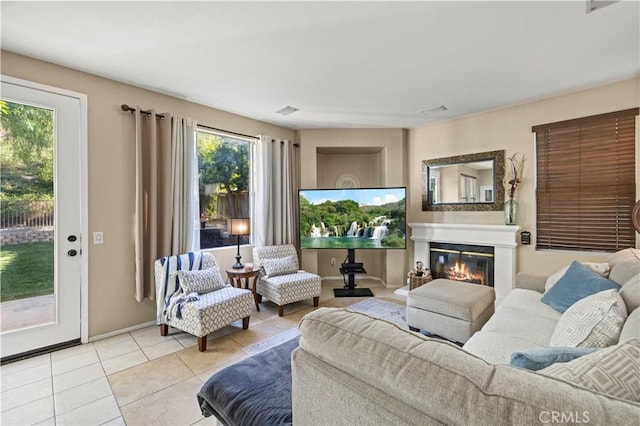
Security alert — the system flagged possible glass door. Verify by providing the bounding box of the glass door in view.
[1,78,83,359]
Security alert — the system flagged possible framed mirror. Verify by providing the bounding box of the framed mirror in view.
[422,150,505,211]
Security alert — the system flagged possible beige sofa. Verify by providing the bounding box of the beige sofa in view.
[292,249,640,425]
[464,248,640,364]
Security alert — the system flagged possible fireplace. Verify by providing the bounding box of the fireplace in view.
[409,223,519,305]
[429,242,494,286]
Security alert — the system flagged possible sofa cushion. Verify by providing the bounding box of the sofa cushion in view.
[177,267,227,294]
[541,261,619,313]
[545,262,610,292]
[619,274,640,313]
[510,347,598,371]
[550,289,627,348]
[606,248,640,286]
[481,306,558,347]
[620,308,640,342]
[540,338,640,402]
[463,330,546,365]
[497,289,562,321]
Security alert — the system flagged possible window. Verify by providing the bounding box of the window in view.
[196,129,252,249]
[533,108,638,253]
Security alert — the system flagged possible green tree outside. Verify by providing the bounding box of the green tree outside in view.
[197,132,249,219]
[1,100,55,301]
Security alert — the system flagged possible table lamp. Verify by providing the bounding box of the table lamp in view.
[227,218,250,269]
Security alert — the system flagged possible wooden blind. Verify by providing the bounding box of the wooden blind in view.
[533,108,638,253]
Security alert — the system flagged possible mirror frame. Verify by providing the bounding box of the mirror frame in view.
[421,150,505,211]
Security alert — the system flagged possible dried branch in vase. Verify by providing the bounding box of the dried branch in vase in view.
[505,153,525,199]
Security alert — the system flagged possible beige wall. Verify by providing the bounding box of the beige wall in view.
[408,77,640,276]
[299,129,408,286]
[4,49,637,336]
[1,51,296,337]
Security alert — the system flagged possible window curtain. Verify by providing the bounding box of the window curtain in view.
[134,108,172,302]
[253,136,299,247]
[170,116,199,254]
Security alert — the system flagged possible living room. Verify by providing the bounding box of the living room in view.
[1,1,639,425]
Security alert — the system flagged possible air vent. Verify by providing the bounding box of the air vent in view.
[276,105,299,115]
[421,105,448,116]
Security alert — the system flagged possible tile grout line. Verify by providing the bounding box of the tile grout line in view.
[50,352,56,423]
[100,337,126,425]
[115,366,198,411]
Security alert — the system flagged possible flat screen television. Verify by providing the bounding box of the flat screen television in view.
[299,187,406,250]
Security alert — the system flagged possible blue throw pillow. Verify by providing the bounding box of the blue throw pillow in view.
[510,347,599,371]
[541,261,619,313]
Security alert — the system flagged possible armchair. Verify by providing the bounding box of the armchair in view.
[154,251,253,351]
[253,244,321,316]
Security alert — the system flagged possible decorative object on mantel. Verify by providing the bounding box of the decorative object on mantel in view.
[633,200,640,233]
[504,153,525,225]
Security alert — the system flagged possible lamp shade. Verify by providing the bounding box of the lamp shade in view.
[227,218,250,236]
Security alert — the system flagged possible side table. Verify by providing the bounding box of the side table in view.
[226,266,261,311]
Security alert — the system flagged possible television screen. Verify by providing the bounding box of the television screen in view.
[299,187,406,249]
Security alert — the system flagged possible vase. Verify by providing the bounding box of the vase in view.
[504,197,519,225]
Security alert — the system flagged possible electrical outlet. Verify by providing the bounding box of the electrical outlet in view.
[331,257,336,266]
[93,231,104,245]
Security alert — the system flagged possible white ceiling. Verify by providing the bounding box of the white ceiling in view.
[2,1,638,129]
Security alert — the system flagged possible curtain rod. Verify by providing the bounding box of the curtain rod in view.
[198,124,299,147]
[197,123,258,141]
[122,104,299,147]
[121,104,166,119]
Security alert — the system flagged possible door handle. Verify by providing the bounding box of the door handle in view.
[67,249,78,257]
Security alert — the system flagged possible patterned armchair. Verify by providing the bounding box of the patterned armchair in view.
[154,252,253,351]
[253,244,321,316]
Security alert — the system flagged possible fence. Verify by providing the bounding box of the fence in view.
[1,199,54,229]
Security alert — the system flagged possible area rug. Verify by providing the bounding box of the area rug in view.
[242,299,407,355]
[347,298,407,329]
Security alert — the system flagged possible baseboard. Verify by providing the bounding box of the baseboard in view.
[88,320,156,343]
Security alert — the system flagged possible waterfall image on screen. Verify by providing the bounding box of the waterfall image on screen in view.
[299,187,406,249]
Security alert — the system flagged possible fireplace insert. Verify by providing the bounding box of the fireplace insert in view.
[429,242,494,286]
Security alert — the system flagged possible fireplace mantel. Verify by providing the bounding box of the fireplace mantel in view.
[409,223,520,305]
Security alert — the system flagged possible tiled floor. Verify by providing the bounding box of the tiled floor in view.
[1,279,405,425]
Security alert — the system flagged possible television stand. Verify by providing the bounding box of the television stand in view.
[334,249,373,298]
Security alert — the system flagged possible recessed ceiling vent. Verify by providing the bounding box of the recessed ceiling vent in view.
[586,0,618,13]
[421,105,448,116]
[276,105,299,115]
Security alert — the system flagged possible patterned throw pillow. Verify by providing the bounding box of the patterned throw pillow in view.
[550,289,627,348]
[540,338,640,402]
[177,267,226,294]
[261,256,298,278]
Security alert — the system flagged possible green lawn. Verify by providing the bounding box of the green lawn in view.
[0,241,54,302]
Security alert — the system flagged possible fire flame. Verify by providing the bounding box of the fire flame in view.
[447,261,485,285]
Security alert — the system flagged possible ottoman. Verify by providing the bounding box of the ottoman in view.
[406,279,495,343]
